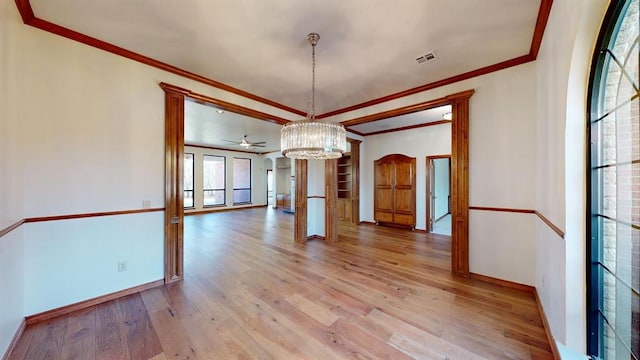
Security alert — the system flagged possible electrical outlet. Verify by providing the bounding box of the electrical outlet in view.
[118,261,127,272]
[142,200,151,209]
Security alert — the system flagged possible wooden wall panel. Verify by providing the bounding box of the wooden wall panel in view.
[163,89,185,283]
[294,159,308,244]
[349,140,361,224]
[448,91,473,277]
[325,159,338,242]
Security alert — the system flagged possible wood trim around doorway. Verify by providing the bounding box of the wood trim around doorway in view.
[295,159,308,243]
[448,91,473,277]
[161,82,473,281]
[162,87,185,284]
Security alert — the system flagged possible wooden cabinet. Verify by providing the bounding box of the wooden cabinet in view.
[374,154,416,228]
[337,198,352,221]
[283,194,291,210]
[275,193,291,210]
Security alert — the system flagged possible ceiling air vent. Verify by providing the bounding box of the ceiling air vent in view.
[416,52,436,64]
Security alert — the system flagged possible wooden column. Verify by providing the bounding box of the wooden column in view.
[294,159,308,244]
[162,85,185,283]
[325,158,338,242]
[349,140,361,225]
[447,90,473,277]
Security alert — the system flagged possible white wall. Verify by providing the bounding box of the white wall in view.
[433,158,450,219]
[184,146,267,212]
[468,63,538,286]
[0,229,23,357]
[0,1,301,351]
[468,63,537,210]
[0,0,612,356]
[361,124,452,230]
[307,160,326,237]
[23,213,164,314]
[470,211,536,285]
[7,0,172,320]
[0,2,25,353]
[535,0,608,353]
[359,62,538,285]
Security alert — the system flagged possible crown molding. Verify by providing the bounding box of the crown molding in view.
[14,0,306,117]
[15,0,552,121]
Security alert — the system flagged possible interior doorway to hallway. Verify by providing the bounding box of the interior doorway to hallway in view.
[266,169,274,207]
[426,155,451,236]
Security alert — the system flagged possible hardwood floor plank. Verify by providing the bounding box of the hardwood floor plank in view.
[389,331,484,360]
[214,318,274,360]
[204,279,344,359]
[166,281,246,359]
[12,208,552,360]
[322,277,446,337]
[368,308,485,359]
[441,325,533,360]
[286,293,339,327]
[328,318,414,360]
[240,273,391,359]
[95,300,130,360]
[7,323,35,360]
[117,293,162,359]
[60,307,96,360]
[140,287,201,360]
[22,318,67,360]
[148,353,168,360]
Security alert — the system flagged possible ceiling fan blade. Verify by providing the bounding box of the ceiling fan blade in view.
[249,141,266,145]
[250,144,266,147]
[221,139,241,144]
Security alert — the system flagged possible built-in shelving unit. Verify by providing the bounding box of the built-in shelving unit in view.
[337,152,357,223]
[337,155,352,199]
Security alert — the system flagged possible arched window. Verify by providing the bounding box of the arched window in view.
[588,0,639,358]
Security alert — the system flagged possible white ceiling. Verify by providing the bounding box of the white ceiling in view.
[184,100,283,153]
[349,105,451,134]
[25,1,543,149]
[29,0,542,115]
[185,101,452,150]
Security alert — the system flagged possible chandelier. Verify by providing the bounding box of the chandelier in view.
[281,33,346,160]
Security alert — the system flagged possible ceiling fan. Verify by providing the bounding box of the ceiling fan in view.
[222,135,266,148]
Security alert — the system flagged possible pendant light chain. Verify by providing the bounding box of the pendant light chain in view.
[309,40,316,120]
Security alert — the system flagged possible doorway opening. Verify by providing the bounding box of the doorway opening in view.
[266,169,274,207]
[265,157,274,207]
[426,155,451,235]
[163,83,473,281]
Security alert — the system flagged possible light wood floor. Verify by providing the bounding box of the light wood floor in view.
[9,208,553,359]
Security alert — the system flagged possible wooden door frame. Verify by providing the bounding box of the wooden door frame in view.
[266,169,274,208]
[163,85,185,284]
[348,139,361,225]
[449,92,472,276]
[159,82,293,282]
[342,89,473,277]
[161,82,473,279]
[425,155,451,233]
